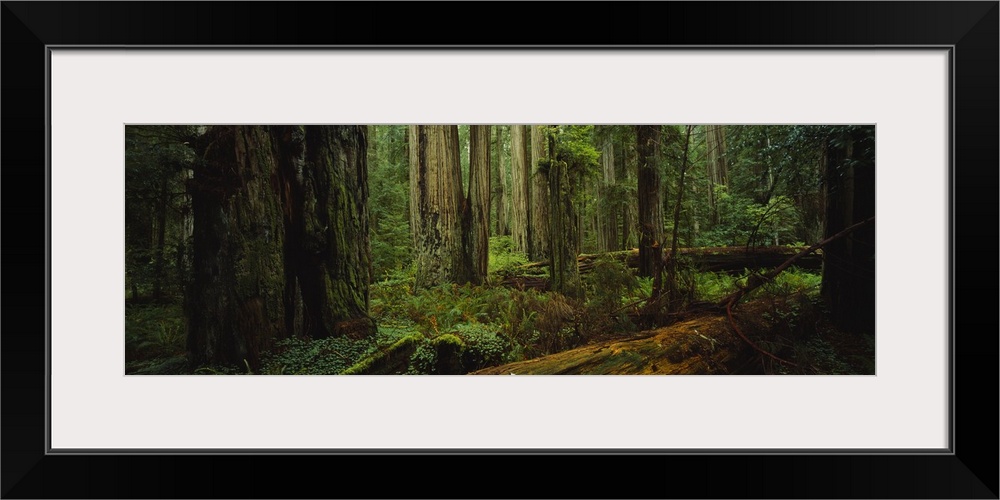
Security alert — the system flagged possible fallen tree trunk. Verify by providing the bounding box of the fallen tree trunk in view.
[471,314,755,375]
[499,246,821,290]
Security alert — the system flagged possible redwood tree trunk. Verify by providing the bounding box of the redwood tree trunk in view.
[297,125,375,338]
[510,125,531,256]
[530,125,550,261]
[636,125,664,278]
[409,125,466,288]
[494,125,510,236]
[186,126,286,371]
[466,125,491,284]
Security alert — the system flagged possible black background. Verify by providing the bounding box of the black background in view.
[2,2,997,498]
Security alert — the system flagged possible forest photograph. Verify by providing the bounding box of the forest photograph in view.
[125,124,875,376]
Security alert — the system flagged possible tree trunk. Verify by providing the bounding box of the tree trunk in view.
[186,126,286,371]
[664,126,693,311]
[494,125,510,236]
[298,125,375,338]
[705,124,728,226]
[510,125,531,255]
[597,130,619,252]
[466,125,491,284]
[472,314,753,375]
[548,133,584,300]
[409,125,466,288]
[530,125,550,261]
[821,127,876,334]
[636,125,664,278]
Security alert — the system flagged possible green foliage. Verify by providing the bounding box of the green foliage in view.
[580,256,642,337]
[488,235,529,277]
[368,125,413,276]
[257,323,419,375]
[692,271,740,302]
[697,187,801,247]
[125,303,186,368]
[370,266,417,320]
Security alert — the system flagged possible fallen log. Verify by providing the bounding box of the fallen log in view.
[471,314,754,375]
[498,246,821,291]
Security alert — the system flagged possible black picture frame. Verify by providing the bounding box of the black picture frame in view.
[3,2,996,498]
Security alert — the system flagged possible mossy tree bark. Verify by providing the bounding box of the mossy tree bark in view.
[821,127,876,334]
[186,126,287,371]
[493,125,510,236]
[186,125,376,370]
[636,125,664,278]
[409,125,466,288]
[297,125,375,338]
[530,125,550,262]
[465,125,491,284]
[548,130,584,300]
[510,125,531,256]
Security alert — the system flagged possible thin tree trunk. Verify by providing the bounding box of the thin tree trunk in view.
[665,125,694,311]
[493,125,509,236]
[705,124,728,226]
[636,125,664,278]
[530,125,550,261]
[597,130,619,252]
[510,125,531,256]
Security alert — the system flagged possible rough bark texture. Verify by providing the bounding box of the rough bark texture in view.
[186,126,286,371]
[494,125,510,236]
[472,314,753,374]
[298,125,374,338]
[409,125,466,288]
[466,125,491,284]
[636,125,664,278]
[510,125,531,255]
[548,138,584,300]
[821,128,876,334]
[596,130,619,253]
[704,125,729,225]
[530,125,550,261]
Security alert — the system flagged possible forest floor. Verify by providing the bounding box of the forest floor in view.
[125,267,875,375]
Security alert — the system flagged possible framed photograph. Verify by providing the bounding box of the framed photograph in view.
[4,2,996,498]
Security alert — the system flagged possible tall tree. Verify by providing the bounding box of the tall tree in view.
[546,126,597,300]
[185,126,287,371]
[465,125,491,284]
[595,127,619,252]
[493,125,510,236]
[409,125,465,288]
[297,126,375,339]
[821,126,875,334]
[704,124,729,225]
[636,125,664,278]
[530,125,550,261]
[184,125,376,370]
[665,125,694,310]
[510,125,531,255]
